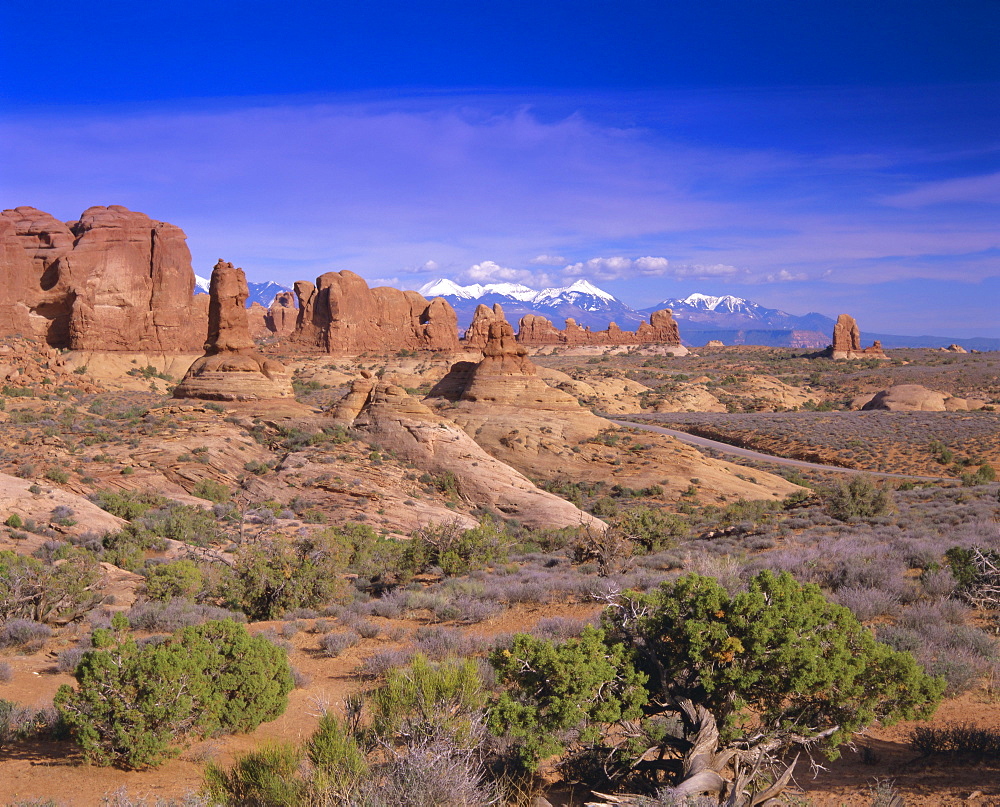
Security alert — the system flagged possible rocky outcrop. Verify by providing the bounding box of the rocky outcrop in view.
[516,309,682,348]
[332,376,603,531]
[247,303,271,339]
[428,319,610,475]
[828,314,887,360]
[461,320,584,409]
[291,270,459,354]
[173,260,293,401]
[266,291,297,336]
[0,205,205,350]
[860,384,986,412]
[463,303,506,349]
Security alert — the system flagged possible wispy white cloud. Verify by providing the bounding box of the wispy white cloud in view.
[530,254,566,265]
[883,171,1000,208]
[461,260,552,286]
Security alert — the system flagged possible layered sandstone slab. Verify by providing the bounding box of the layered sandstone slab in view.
[829,314,887,360]
[0,205,205,350]
[332,376,603,531]
[174,260,293,401]
[291,270,459,354]
[517,308,682,348]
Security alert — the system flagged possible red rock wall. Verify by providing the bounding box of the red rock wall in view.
[516,309,682,347]
[290,269,459,354]
[0,205,205,351]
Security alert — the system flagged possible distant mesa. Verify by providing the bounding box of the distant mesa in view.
[827,314,888,360]
[173,260,293,401]
[290,270,459,355]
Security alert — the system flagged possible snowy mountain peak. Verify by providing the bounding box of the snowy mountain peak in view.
[562,279,617,301]
[418,277,617,306]
[195,274,211,294]
[681,293,750,312]
[418,278,483,299]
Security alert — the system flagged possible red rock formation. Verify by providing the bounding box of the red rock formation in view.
[0,205,205,351]
[463,303,506,349]
[247,303,271,339]
[516,309,682,347]
[829,313,888,360]
[290,270,459,354]
[517,314,563,344]
[266,291,297,336]
[637,309,681,344]
[173,260,293,401]
[459,320,581,409]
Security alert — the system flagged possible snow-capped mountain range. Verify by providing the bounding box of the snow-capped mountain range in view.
[418,278,648,332]
[195,276,291,309]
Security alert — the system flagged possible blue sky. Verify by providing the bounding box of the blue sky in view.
[2,1,998,336]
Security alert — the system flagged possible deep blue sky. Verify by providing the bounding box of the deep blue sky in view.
[2,1,998,336]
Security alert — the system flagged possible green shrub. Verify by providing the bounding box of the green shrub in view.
[825,476,894,521]
[55,617,292,768]
[307,712,369,799]
[203,743,305,805]
[216,533,349,620]
[143,559,204,601]
[192,479,231,503]
[5,514,23,529]
[403,518,511,577]
[44,468,69,484]
[91,489,167,520]
[490,627,647,769]
[0,549,101,624]
[367,654,488,750]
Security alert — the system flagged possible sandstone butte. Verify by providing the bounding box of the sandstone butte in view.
[828,313,888,360]
[173,260,294,401]
[463,302,506,350]
[514,308,682,347]
[290,270,459,354]
[0,205,207,351]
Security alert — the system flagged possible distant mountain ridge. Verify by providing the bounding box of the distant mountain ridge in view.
[417,279,1000,350]
[196,276,291,308]
[418,278,647,332]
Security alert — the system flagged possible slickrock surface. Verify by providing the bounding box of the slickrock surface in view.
[291,270,459,354]
[0,205,205,350]
[829,313,888,360]
[173,260,294,400]
[860,384,986,412]
[517,308,682,348]
[332,376,603,530]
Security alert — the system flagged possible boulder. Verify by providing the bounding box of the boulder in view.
[173,260,294,401]
[860,384,983,412]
